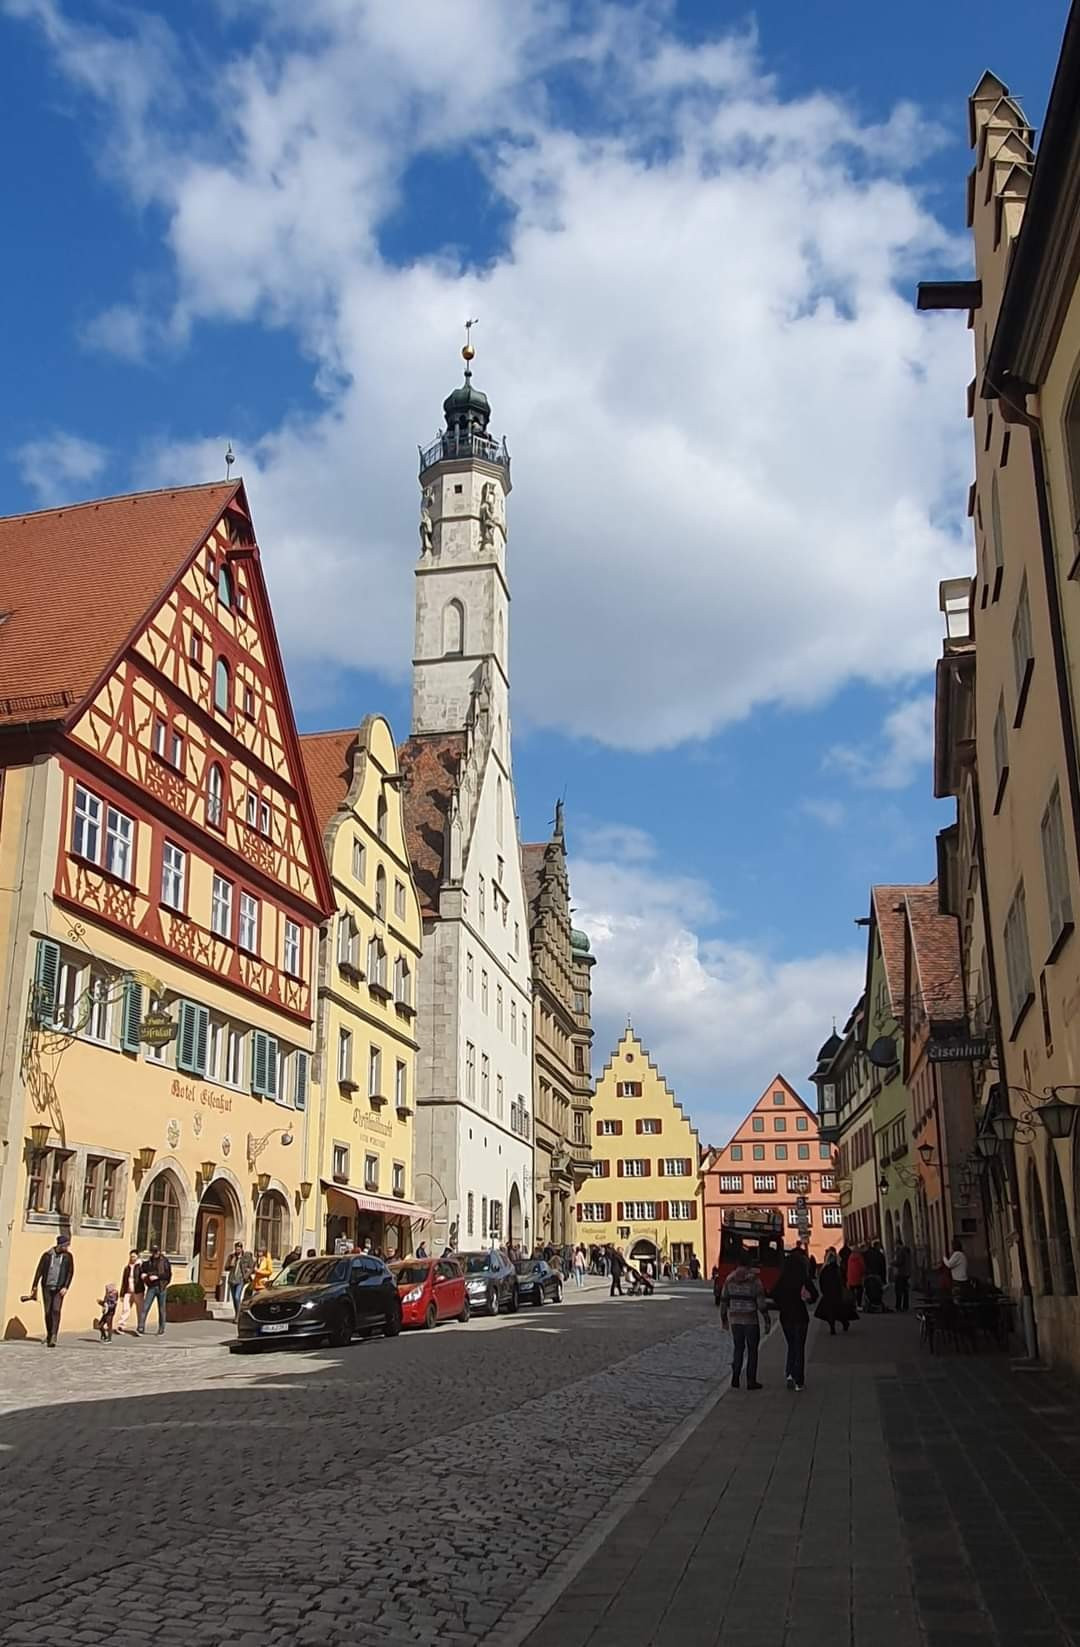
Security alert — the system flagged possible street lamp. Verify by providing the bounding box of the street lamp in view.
[991,1112,1019,1144]
[975,1132,1002,1159]
[1037,1092,1078,1140]
[138,1146,156,1171]
[917,1141,934,1166]
[29,1123,49,1151]
[200,1160,216,1182]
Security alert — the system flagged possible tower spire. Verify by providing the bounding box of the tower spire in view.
[463,317,478,380]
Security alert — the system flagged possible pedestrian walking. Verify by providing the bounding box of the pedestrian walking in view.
[719,1259,768,1389]
[251,1249,274,1291]
[608,1245,627,1297]
[814,1246,855,1335]
[136,1245,172,1335]
[572,1245,587,1288]
[846,1246,866,1310]
[688,1253,701,1281]
[224,1242,255,1317]
[26,1233,74,1346]
[115,1250,143,1334]
[416,1242,428,1259]
[837,1241,852,1282]
[769,1250,818,1391]
[943,1238,968,1284]
[94,1282,119,1342]
[891,1239,912,1312]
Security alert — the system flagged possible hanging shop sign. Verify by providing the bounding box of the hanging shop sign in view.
[928,1037,990,1064]
[140,1011,177,1047]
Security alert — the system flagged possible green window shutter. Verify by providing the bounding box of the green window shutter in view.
[294,1051,309,1111]
[194,1006,210,1077]
[265,1037,279,1100]
[251,1030,268,1096]
[121,981,143,1053]
[176,1001,197,1074]
[33,939,60,1027]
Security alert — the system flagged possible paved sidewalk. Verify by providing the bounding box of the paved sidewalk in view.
[523,1311,1080,1647]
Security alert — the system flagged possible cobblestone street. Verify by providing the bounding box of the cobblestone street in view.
[0,1282,726,1646]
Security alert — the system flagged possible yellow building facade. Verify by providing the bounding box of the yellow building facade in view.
[0,482,334,1336]
[301,717,427,1258]
[580,1026,703,1272]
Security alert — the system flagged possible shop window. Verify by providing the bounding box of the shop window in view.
[255,1190,288,1260]
[136,1171,183,1256]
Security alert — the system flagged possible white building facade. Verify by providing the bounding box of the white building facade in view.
[400,351,533,1254]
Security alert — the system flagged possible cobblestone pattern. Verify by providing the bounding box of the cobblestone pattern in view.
[0,1290,725,1646]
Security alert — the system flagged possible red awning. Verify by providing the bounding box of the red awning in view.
[321,1180,432,1222]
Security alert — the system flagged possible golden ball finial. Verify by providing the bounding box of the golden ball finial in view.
[462,344,475,362]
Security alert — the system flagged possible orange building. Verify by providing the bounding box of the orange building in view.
[701,1074,841,1273]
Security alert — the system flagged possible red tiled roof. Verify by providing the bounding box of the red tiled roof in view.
[299,729,357,838]
[0,482,238,728]
[398,732,465,917]
[905,884,965,1023]
[871,884,928,1016]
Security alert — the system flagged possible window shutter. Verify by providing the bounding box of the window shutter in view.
[659,1201,669,1221]
[121,980,142,1053]
[265,1036,279,1099]
[294,1051,309,1111]
[657,1160,665,1177]
[616,1202,623,1220]
[33,939,60,1027]
[194,1006,210,1076]
[635,1118,642,1134]
[615,1119,623,1136]
[601,1160,610,1178]
[251,1029,268,1095]
[617,1160,624,1177]
[177,1001,198,1073]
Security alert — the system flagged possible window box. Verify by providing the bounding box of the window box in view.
[395,998,417,1019]
[339,961,364,984]
[368,980,393,1002]
[369,1091,389,1109]
[395,1104,413,1120]
[338,1078,359,1095]
[332,1169,349,1185]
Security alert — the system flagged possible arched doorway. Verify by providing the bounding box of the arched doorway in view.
[193,1177,242,1297]
[254,1189,291,1263]
[630,1238,658,1276]
[884,1210,895,1257]
[508,1183,522,1247]
[901,1199,915,1251]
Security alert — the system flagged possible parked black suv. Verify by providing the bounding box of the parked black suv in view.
[454,1249,519,1315]
[232,1254,403,1350]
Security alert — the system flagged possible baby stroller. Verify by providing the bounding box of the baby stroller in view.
[862,1272,885,1313]
[626,1266,655,1296]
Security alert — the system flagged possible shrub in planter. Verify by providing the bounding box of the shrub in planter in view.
[165,1281,208,1323]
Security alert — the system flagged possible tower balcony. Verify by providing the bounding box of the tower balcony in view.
[419,431,511,479]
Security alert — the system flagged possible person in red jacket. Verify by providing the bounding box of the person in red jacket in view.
[846,1246,866,1310]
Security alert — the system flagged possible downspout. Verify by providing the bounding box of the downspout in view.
[972,764,1038,1359]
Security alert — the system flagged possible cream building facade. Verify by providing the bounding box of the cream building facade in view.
[522,804,594,1250]
[582,1026,702,1271]
[0,483,333,1335]
[301,716,426,1257]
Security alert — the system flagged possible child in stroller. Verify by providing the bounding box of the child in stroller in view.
[862,1272,885,1313]
[626,1265,655,1296]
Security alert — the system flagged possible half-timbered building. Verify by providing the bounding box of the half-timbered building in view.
[0,481,333,1334]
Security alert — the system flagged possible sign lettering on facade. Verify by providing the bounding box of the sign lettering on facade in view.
[170,1077,233,1114]
[928,1038,990,1064]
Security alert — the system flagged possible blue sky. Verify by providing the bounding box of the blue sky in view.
[1,0,1070,1144]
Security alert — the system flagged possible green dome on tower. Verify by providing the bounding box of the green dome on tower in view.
[571,927,592,955]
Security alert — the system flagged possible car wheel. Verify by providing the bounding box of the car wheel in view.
[458,1298,471,1324]
[330,1309,354,1348]
[383,1300,403,1338]
[489,1288,500,1317]
[535,1286,545,1306]
[424,1302,438,1330]
[553,1285,563,1304]
[508,1286,519,1313]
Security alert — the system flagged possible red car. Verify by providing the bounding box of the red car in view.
[390,1257,470,1329]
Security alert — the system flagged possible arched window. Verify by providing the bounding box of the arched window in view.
[1028,1161,1054,1296]
[367,937,387,988]
[442,599,464,655]
[207,762,224,829]
[377,793,388,843]
[137,1170,183,1256]
[255,1190,288,1260]
[496,777,504,845]
[375,865,386,920]
[214,657,230,713]
[218,563,234,608]
[1048,1150,1078,1295]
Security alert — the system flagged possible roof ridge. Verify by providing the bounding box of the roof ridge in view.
[0,478,237,526]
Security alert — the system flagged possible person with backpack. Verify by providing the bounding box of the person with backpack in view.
[769,1249,819,1391]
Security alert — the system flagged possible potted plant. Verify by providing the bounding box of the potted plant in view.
[165,1282,209,1323]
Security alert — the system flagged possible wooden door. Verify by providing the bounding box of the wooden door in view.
[199,1212,226,1294]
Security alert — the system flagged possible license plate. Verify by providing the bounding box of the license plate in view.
[259,1322,289,1334]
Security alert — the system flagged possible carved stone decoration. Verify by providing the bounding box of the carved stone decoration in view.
[221,1134,232,1158]
[167,1118,181,1149]
[479,483,496,552]
[419,488,434,557]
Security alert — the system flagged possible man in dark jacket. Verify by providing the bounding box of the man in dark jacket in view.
[608,1245,628,1297]
[224,1242,255,1317]
[137,1245,173,1336]
[864,1239,887,1283]
[28,1234,74,1346]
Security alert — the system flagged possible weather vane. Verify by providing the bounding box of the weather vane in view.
[462,317,478,377]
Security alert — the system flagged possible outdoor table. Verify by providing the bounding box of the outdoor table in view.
[916,1292,1011,1353]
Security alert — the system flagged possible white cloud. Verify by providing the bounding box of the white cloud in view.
[800,797,847,829]
[13,431,108,505]
[826,691,934,790]
[571,825,864,1146]
[7,0,973,748]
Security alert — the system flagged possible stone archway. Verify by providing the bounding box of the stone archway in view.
[901,1199,915,1251]
[193,1174,244,1297]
